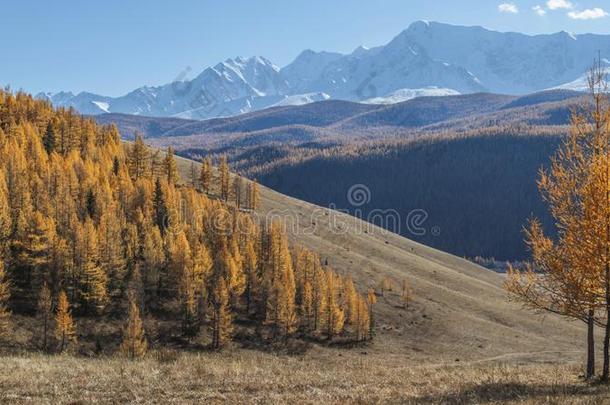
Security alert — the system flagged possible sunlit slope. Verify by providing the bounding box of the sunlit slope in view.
[172,154,584,363]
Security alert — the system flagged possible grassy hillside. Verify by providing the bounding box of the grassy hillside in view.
[173,154,584,362]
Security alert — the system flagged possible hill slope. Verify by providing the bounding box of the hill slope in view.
[173,154,585,363]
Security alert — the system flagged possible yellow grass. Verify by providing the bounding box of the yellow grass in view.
[1,348,609,404]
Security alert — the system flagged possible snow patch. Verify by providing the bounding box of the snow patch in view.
[363,87,460,104]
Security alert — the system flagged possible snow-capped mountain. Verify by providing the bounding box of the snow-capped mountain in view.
[39,21,610,120]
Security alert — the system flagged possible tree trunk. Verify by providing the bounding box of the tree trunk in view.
[602,263,610,383]
[587,308,595,379]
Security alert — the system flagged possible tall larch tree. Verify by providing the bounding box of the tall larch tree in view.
[120,299,148,359]
[219,155,230,202]
[37,282,52,351]
[55,290,76,352]
[210,276,232,350]
[77,220,108,314]
[325,270,345,339]
[367,288,377,340]
[505,61,609,380]
[163,147,179,185]
[233,176,243,209]
[248,180,260,211]
[0,258,11,338]
[127,134,149,181]
[200,157,212,194]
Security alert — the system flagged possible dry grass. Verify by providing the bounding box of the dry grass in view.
[1,348,609,404]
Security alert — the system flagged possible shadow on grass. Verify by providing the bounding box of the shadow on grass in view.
[412,381,610,404]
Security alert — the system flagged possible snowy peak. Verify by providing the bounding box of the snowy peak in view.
[41,22,610,120]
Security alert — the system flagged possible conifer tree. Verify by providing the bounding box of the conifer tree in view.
[200,157,212,194]
[325,270,345,339]
[210,277,232,350]
[233,176,243,209]
[301,280,314,333]
[219,155,230,202]
[11,211,55,308]
[379,277,392,297]
[189,162,198,188]
[401,279,413,309]
[98,207,126,301]
[153,177,168,235]
[127,134,149,181]
[120,300,148,359]
[313,266,328,334]
[77,220,108,313]
[344,275,358,327]
[355,295,370,342]
[0,173,10,250]
[248,180,260,211]
[55,290,76,352]
[0,259,11,338]
[244,239,259,315]
[43,121,56,155]
[38,282,52,351]
[505,62,609,380]
[163,147,179,185]
[367,288,377,340]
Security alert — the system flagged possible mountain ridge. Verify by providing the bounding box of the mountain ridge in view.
[40,21,608,119]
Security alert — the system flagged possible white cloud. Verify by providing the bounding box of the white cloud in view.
[567,7,609,19]
[533,5,547,16]
[546,0,573,10]
[498,3,519,13]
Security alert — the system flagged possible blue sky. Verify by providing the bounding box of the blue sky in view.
[2,0,609,96]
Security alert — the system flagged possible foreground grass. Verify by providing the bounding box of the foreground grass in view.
[1,349,609,404]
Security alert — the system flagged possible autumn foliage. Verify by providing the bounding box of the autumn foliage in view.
[0,90,373,355]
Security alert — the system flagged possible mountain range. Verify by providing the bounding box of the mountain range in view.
[39,21,609,120]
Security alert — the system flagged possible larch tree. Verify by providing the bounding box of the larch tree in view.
[367,288,377,340]
[344,275,358,327]
[0,173,10,251]
[233,176,243,209]
[37,282,52,351]
[243,238,259,315]
[127,134,149,181]
[219,155,230,202]
[0,258,11,338]
[325,270,345,339]
[248,180,260,211]
[153,177,169,235]
[163,147,179,185]
[55,290,76,352]
[355,295,370,341]
[505,61,609,380]
[401,279,413,309]
[200,157,212,194]
[77,220,108,314]
[378,277,393,297]
[120,299,148,359]
[210,276,233,350]
[301,279,314,333]
[188,162,198,188]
